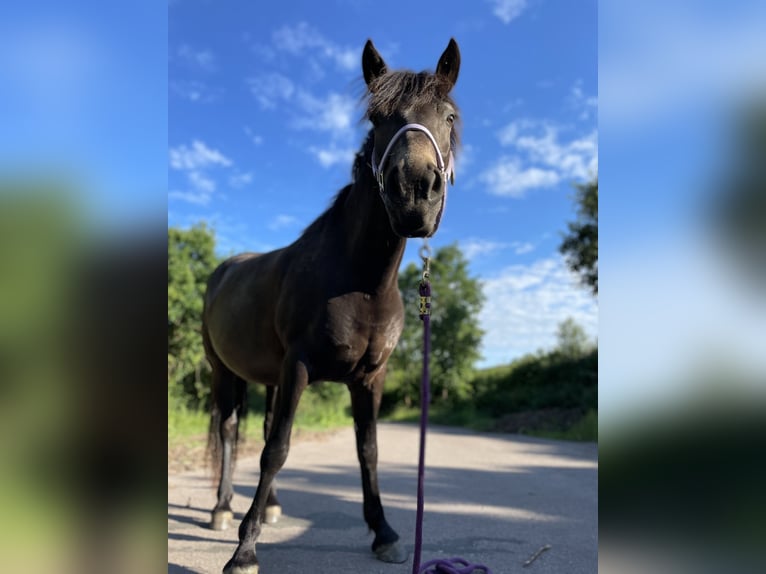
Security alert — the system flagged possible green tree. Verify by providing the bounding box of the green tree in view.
[560,178,598,295]
[168,224,219,407]
[555,317,591,358]
[387,244,484,406]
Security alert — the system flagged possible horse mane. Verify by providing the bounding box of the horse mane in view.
[295,132,375,241]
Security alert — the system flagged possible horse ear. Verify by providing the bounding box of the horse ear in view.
[362,39,387,90]
[435,38,460,92]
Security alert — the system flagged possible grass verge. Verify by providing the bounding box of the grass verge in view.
[383,404,496,431]
[168,384,354,473]
[526,409,598,442]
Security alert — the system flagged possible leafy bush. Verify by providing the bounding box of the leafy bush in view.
[473,349,597,417]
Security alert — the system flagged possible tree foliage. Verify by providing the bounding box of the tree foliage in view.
[168,224,219,407]
[386,244,484,407]
[556,317,593,358]
[560,178,598,295]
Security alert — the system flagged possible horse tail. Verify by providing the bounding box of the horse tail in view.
[203,259,249,483]
[205,366,248,484]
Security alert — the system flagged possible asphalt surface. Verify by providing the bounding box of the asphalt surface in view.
[168,423,597,574]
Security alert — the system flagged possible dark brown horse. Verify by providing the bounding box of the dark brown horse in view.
[202,38,461,574]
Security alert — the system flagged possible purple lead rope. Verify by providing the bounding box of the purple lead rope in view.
[413,277,431,574]
[413,253,492,574]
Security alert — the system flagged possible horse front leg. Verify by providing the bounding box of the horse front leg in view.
[349,369,408,564]
[223,354,308,574]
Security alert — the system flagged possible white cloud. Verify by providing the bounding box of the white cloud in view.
[169,140,234,205]
[309,144,356,168]
[169,140,232,171]
[479,256,597,366]
[294,92,359,167]
[168,170,216,205]
[187,170,215,193]
[293,91,356,136]
[497,118,535,145]
[268,214,301,231]
[487,0,528,24]
[515,126,598,180]
[455,143,475,176]
[246,73,295,109]
[272,22,322,53]
[170,80,222,103]
[244,126,264,145]
[480,158,560,197]
[245,78,356,140]
[514,242,535,255]
[461,238,509,259]
[245,77,358,165]
[229,172,253,188]
[332,48,357,71]
[176,44,215,71]
[168,190,212,206]
[482,121,598,197]
[568,79,598,121]
[272,22,357,71]
[461,238,537,260]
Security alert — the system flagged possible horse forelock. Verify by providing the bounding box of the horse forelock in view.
[363,70,462,150]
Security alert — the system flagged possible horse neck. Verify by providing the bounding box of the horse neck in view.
[340,173,406,293]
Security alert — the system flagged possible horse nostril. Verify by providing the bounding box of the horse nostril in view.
[415,170,438,200]
[431,169,443,194]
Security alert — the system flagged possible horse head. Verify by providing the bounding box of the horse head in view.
[362,39,461,238]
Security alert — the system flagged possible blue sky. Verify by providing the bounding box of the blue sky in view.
[168,0,598,367]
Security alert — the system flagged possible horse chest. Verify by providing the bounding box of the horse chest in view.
[320,297,402,380]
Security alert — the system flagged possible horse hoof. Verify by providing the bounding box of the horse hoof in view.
[375,542,408,564]
[211,510,234,530]
[223,556,259,574]
[264,504,282,524]
[223,563,258,574]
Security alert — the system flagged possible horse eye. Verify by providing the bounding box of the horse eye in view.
[446,113,456,125]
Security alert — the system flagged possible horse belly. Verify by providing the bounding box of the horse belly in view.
[209,319,282,383]
[207,266,284,384]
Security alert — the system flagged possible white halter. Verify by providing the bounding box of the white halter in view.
[371,123,455,192]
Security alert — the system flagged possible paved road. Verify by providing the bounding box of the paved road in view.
[168,423,597,574]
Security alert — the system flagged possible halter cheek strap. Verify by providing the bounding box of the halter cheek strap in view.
[371,123,455,193]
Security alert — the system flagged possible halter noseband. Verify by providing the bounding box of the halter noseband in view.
[371,123,455,193]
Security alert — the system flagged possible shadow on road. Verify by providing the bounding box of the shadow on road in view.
[169,425,597,574]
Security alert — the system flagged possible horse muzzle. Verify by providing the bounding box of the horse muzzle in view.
[383,192,445,238]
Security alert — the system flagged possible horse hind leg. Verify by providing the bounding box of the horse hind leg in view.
[207,354,247,531]
[262,385,282,525]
